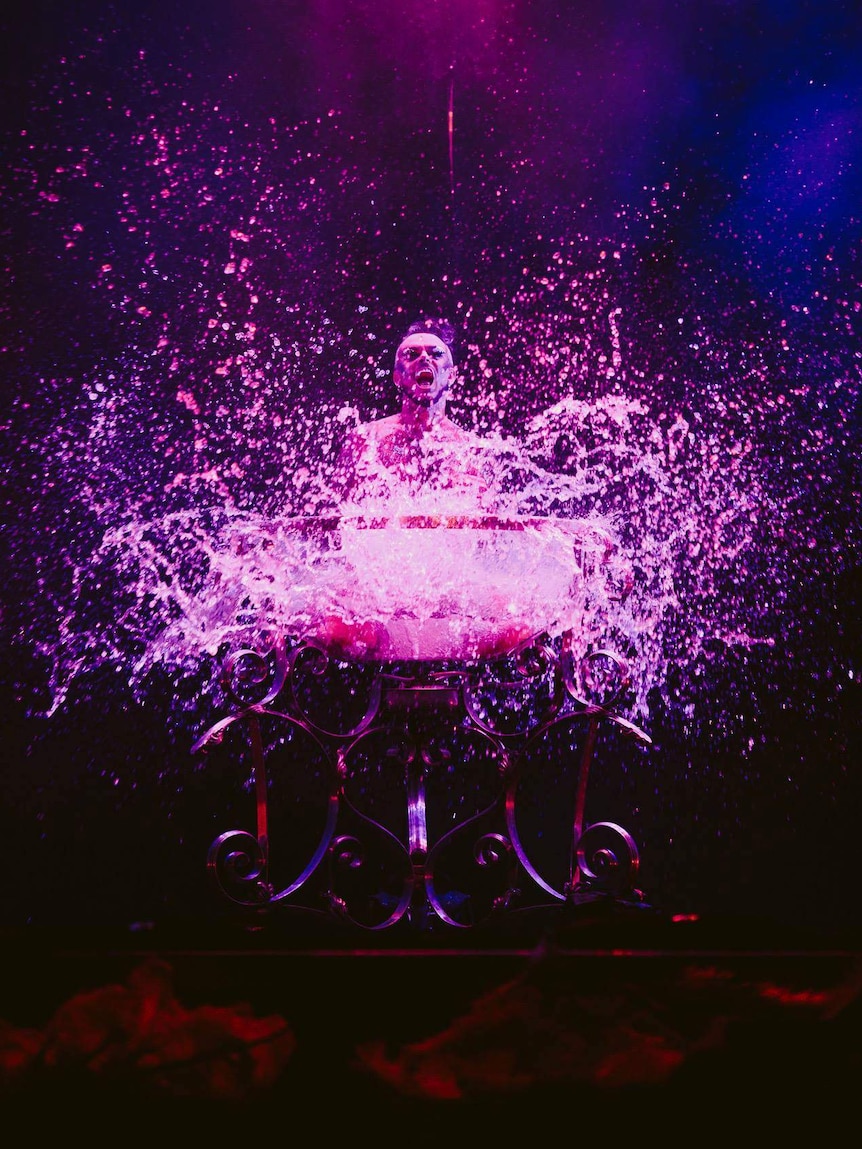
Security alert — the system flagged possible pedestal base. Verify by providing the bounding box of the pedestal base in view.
[193,633,652,931]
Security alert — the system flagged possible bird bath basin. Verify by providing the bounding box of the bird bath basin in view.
[259,513,617,662]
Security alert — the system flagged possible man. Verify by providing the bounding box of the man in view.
[333,317,502,511]
[315,317,630,659]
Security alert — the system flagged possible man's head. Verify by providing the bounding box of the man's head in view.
[393,317,457,409]
[403,317,457,359]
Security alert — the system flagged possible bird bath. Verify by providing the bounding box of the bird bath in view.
[197,511,648,929]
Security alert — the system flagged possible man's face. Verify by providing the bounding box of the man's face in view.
[393,333,455,406]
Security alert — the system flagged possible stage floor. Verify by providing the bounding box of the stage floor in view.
[2,905,860,1134]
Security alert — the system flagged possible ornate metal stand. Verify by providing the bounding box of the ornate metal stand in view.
[192,632,652,932]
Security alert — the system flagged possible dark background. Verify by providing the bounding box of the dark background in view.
[0,1,859,940]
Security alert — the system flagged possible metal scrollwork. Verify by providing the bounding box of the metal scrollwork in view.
[574,821,641,899]
[287,639,384,738]
[220,640,288,708]
[461,632,565,737]
[560,639,631,710]
[578,649,630,709]
[207,830,271,905]
[194,632,653,931]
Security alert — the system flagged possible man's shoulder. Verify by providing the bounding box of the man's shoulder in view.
[437,417,485,442]
[439,420,509,454]
[348,415,401,443]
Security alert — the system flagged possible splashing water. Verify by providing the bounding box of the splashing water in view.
[21,374,771,721]
[3,24,858,744]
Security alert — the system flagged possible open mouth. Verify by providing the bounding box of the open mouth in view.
[417,369,434,384]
